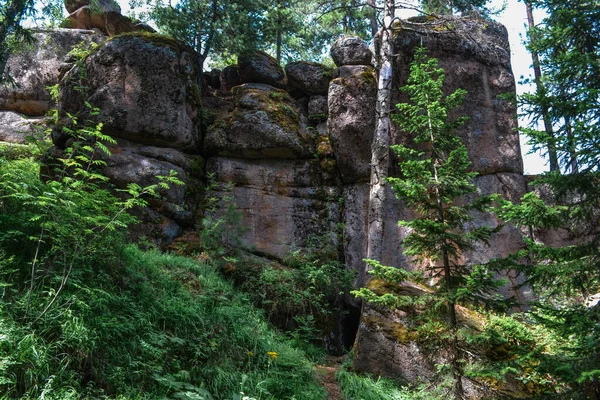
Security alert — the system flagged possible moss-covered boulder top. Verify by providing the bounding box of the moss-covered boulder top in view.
[204,83,315,159]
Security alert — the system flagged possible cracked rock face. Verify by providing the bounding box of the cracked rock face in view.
[205,157,341,260]
[327,67,377,184]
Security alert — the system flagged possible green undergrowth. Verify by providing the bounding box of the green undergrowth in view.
[0,146,326,399]
[335,358,443,400]
[0,245,326,399]
[219,249,354,359]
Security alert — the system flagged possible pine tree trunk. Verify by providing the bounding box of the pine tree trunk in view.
[276,29,282,64]
[525,1,559,172]
[428,98,464,399]
[366,0,394,265]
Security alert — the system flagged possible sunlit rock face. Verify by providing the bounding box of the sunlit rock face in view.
[0,29,102,118]
[204,77,340,259]
[393,17,522,175]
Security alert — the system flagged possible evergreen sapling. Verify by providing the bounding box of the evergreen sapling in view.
[354,47,506,398]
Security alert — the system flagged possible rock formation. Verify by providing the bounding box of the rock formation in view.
[64,0,153,36]
[0,29,102,121]
[347,18,532,394]
[54,33,203,245]
[1,15,545,397]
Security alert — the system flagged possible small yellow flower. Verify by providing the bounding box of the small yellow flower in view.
[267,351,278,359]
[248,351,254,357]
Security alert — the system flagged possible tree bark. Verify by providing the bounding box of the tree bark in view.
[365,0,394,266]
[525,1,559,172]
[195,0,218,95]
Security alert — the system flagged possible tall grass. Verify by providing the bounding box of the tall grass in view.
[0,147,325,399]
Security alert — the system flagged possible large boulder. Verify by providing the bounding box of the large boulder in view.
[238,50,286,89]
[64,0,120,15]
[393,17,522,175]
[0,112,48,143]
[204,83,315,159]
[206,157,341,259]
[64,0,125,35]
[102,139,202,227]
[327,67,377,183]
[219,65,240,92]
[66,6,107,32]
[285,61,336,96]
[0,29,103,116]
[58,33,202,152]
[43,136,203,247]
[330,36,372,67]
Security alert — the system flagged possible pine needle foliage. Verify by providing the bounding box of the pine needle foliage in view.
[387,47,503,313]
[494,175,600,395]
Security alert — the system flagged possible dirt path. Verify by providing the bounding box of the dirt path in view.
[314,356,344,400]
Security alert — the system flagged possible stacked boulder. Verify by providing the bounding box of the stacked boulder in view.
[64,0,153,36]
[204,50,341,259]
[286,60,336,128]
[51,34,204,246]
[327,36,378,286]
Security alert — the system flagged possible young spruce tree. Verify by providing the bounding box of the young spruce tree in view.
[354,47,504,398]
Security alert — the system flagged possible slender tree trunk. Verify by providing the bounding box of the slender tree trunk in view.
[341,0,348,33]
[563,114,579,174]
[195,0,218,95]
[525,1,559,172]
[276,28,282,64]
[366,0,394,266]
[427,99,463,400]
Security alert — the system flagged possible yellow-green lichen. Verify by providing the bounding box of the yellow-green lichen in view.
[363,315,418,344]
[358,70,377,86]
